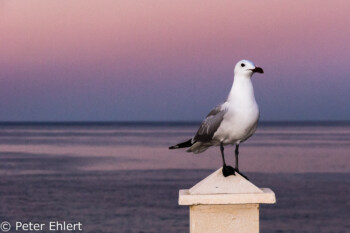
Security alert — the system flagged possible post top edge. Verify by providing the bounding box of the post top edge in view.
[179,188,276,205]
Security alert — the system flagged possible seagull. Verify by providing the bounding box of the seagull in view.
[169,60,264,179]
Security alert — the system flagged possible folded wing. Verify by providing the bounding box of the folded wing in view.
[193,105,227,143]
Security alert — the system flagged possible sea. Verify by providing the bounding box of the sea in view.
[0,122,349,233]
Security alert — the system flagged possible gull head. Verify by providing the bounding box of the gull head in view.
[234,60,264,78]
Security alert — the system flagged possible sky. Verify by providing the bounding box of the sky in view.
[0,0,350,121]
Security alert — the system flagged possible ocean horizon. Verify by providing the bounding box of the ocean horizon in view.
[0,120,349,124]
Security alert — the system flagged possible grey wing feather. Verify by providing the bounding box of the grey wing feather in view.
[193,105,227,142]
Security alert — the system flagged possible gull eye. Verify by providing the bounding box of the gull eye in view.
[241,63,245,67]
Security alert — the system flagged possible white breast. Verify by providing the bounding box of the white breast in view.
[212,75,260,145]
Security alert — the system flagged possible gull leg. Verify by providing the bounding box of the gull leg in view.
[220,143,227,166]
[234,144,249,180]
[221,142,235,177]
[235,144,239,171]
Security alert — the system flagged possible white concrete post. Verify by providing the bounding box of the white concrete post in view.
[179,168,276,233]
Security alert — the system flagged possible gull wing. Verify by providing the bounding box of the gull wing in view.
[193,105,227,143]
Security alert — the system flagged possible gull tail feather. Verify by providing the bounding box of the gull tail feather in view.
[169,139,193,149]
[186,142,210,154]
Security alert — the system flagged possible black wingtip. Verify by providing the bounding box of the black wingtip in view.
[168,139,193,150]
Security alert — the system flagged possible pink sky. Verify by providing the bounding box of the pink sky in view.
[0,0,350,121]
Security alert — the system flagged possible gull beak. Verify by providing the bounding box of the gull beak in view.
[251,67,264,74]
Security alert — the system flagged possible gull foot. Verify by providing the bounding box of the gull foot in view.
[235,169,249,180]
[222,165,235,177]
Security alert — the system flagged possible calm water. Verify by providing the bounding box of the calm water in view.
[0,122,349,233]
